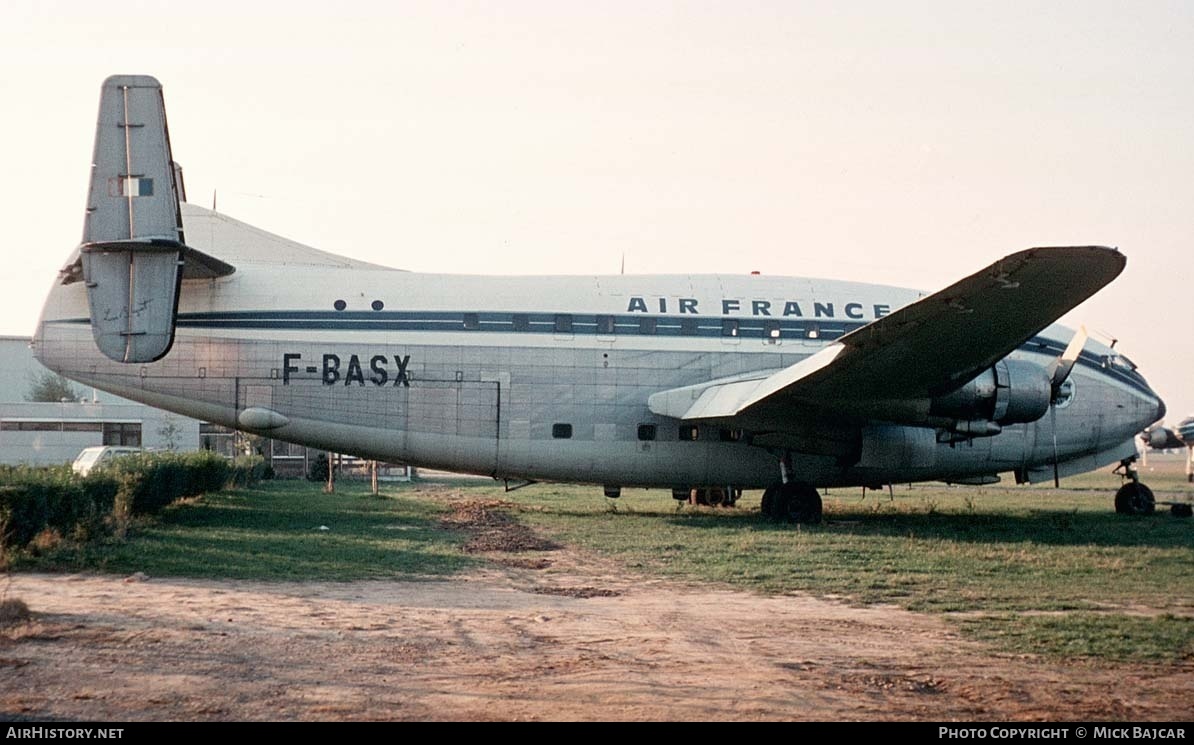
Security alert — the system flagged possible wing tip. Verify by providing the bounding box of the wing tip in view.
[1016,245,1126,281]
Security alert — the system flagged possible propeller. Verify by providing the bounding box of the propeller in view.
[1045,326,1088,487]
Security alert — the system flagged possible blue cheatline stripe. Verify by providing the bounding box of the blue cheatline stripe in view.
[169,309,862,342]
[51,311,1158,398]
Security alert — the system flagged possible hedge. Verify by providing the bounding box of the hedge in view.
[0,451,265,550]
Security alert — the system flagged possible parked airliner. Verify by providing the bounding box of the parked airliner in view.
[32,76,1166,522]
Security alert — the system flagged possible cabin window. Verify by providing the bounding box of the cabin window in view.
[718,428,743,442]
[764,321,781,339]
[552,423,573,439]
[333,299,347,311]
[638,317,657,335]
[680,318,699,335]
[637,424,657,441]
[512,314,529,331]
[463,313,480,330]
[596,315,615,334]
[722,319,739,337]
[554,314,573,333]
[679,424,699,441]
[371,300,384,311]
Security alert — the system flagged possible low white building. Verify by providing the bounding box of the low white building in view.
[0,335,200,465]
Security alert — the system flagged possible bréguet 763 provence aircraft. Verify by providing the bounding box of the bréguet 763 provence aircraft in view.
[33,76,1166,522]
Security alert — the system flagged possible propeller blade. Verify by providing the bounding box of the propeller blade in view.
[1049,325,1088,393]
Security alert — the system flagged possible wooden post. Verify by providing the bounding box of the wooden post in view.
[325,451,335,493]
[371,460,379,496]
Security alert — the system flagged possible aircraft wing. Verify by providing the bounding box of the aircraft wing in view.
[648,246,1125,424]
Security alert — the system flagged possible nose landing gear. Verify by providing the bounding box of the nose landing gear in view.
[1113,457,1155,515]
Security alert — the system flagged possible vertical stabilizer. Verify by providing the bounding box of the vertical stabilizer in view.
[81,75,185,363]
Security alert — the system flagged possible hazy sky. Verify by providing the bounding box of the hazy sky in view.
[2,1,1191,418]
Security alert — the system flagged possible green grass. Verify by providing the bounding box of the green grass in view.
[500,481,1193,614]
[957,613,1194,662]
[13,455,1194,662]
[487,460,1193,663]
[19,480,475,580]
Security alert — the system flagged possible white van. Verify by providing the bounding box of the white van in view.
[72,446,143,476]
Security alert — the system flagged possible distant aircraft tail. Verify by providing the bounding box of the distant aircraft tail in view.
[78,75,231,363]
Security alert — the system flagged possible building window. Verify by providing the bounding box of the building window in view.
[637,424,657,441]
[102,422,141,447]
[596,315,615,334]
[63,422,103,432]
[1,421,63,431]
[552,423,573,439]
[512,314,530,331]
[554,314,573,333]
[199,423,236,457]
[679,424,699,441]
[463,313,480,330]
[638,317,657,335]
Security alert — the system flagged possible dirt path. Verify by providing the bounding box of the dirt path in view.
[2,505,1191,721]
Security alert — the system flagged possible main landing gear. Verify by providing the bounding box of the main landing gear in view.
[1113,457,1155,516]
[760,451,823,524]
[760,482,823,524]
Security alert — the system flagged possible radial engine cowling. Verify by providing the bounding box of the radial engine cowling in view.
[930,359,1052,426]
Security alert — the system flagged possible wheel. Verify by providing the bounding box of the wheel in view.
[1114,482,1155,515]
[781,482,823,525]
[760,485,779,518]
[1171,503,1192,518]
[706,488,725,507]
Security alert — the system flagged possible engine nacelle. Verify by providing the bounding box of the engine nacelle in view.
[930,359,1052,426]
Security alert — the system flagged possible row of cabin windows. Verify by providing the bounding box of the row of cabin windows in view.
[551,423,742,442]
[459,313,809,338]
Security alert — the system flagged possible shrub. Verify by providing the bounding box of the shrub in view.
[0,451,252,551]
[0,598,30,627]
[307,452,329,482]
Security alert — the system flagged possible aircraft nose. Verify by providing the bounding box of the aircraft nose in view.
[1154,393,1167,424]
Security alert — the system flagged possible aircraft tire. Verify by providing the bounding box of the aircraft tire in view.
[1114,482,1155,515]
[781,482,823,525]
[1171,503,1192,518]
[760,485,779,519]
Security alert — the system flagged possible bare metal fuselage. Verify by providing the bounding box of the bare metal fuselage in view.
[33,206,1161,490]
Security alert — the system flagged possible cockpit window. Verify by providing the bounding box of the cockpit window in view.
[1104,353,1138,372]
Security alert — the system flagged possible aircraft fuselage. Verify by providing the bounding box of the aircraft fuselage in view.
[33,206,1163,490]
